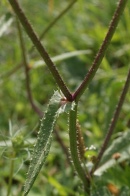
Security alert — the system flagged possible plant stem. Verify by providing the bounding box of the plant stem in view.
[16,18,43,117]
[69,103,90,195]
[7,152,15,196]
[90,68,130,175]
[29,0,77,53]
[8,0,72,101]
[73,0,128,102]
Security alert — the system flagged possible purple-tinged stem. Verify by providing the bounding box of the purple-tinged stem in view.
[72,0,128,102]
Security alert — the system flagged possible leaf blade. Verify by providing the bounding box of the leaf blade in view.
[94,130,130,176]
[24,91,62,195]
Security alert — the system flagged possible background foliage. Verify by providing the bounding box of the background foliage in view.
[0,0,130,195]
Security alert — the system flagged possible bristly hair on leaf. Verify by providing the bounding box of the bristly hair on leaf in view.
[24,90,74,195]
[24,91,61,195]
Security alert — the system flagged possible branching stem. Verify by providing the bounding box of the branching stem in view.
[7,0,129,195]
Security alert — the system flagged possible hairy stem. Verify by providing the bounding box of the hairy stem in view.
[90,68,130,175]
[69,103,90,195]
[8,0,72,101]
[73,0,128,102]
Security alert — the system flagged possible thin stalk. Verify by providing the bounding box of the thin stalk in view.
[16,18,43,117]
[6,152,15,196]
[73,0,128,102]
[69,103,90,195]
[90,68,130,175]
[8,0,72,101]
[29,0,77,53]
[54,129,71,165]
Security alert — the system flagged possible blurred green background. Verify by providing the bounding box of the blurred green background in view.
[0,0,130,195]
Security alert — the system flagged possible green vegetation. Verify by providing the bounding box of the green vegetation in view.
[0,0,130,195]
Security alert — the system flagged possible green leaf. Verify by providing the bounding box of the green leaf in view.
[24,91,64,195]
[94,130,130,176]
